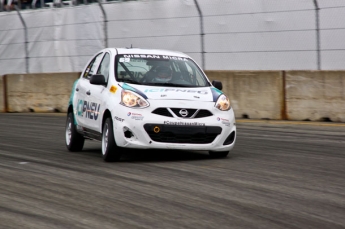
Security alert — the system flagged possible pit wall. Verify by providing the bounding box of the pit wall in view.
[206,70,345,122]
[0,75,4,112]
[1,73,80,113]
[0,71,344,122]
[285,71,345,122]
[205,71,284,120]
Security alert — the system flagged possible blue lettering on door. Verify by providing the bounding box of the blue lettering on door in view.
[77,99,101,120]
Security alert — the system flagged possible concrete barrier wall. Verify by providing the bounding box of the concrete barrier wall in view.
[0,75,4,112]
[1,71,345,123]
[5,73,80,113]
[205,71,284,120]
[286,71,345,122]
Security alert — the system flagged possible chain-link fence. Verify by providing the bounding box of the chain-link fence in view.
[1,0,345,74]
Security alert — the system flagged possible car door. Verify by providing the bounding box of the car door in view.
[74,52,104,130]
[83,52,111,132]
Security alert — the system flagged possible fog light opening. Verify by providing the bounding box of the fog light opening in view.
[153,126,160,133]
[123,127,134,139]
[223,131,235,145]
[124,130,133,138]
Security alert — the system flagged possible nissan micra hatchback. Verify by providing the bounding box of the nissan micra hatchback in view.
[65,48,236,161]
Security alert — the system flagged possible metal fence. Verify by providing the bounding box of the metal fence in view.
[1,0,345,74]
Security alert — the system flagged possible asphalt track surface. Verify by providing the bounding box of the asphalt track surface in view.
[0,113,345,229]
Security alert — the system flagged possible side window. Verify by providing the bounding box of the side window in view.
[83,53,104,79]
[96,53,110,83]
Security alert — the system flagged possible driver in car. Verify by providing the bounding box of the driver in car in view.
[151,66,173,83]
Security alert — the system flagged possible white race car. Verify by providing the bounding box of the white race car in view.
[65,48,236,161]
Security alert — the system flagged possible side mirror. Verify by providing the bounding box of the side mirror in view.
[212,80,223,91]
[90,74,107,86]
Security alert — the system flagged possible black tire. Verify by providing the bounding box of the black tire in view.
[65,112,85,151]
[102,117,122,162]
[208,151,229,158]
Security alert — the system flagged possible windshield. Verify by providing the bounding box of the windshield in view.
[115,54,210,87]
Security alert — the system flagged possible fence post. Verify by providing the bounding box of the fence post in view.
[98,0,108,48]
[15,5,29,73]
[313,0,321,70]
[193,0,205,70]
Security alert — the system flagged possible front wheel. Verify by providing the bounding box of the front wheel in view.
[208,151,229,158]
[102,118,122,162]
[65,112,84,151]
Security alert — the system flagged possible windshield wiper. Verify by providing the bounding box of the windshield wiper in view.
[119,79,140,85]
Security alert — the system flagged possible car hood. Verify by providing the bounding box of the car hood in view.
[120,83,222,102]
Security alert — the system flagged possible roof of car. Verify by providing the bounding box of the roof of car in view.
[114,48,190,58]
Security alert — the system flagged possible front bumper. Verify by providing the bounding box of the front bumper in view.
[143,124,222,144]
[111,100,236,152]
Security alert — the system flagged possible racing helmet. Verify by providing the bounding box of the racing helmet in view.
[154,66,172,82]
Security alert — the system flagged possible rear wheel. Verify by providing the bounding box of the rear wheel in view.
[208,151,229,158]
[102,118,122,162]
[65,112,84,151]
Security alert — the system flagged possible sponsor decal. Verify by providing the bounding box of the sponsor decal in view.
[69,80,79,106]
[144,88,208,94]
[123,54,161,59]
[132,116,144,121]
[119,57,130,63]
[128,112,144,120]
[110,85,118,94]
[114,116,124,122]
[122,54,188,61]
[222,121,230,126]
[164,121,205,126]
[131,112,142,116]
[76,99,100,120]
[217,117,230,126]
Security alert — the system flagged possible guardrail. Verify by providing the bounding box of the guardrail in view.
[1,71,344,122]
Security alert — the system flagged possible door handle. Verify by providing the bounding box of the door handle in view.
[86,90,91,95]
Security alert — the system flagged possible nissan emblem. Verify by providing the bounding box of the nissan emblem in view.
[179,109,188,117]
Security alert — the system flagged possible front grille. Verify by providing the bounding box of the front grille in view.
[152,108,173,117]
[194,110,213,118]
[152,108,213,119]
[170,108,196,118]
[144,124,222,144]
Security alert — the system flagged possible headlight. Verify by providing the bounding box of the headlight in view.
[215,94,231,111]
[121,90,149,108]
